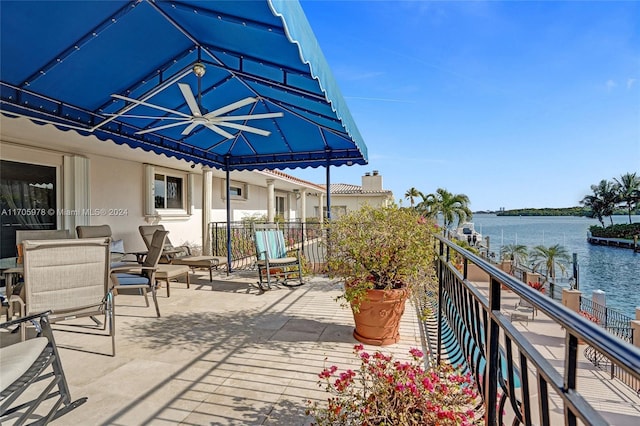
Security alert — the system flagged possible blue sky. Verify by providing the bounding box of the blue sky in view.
[290,0,640,212]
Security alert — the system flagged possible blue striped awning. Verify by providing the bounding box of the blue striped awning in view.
[0,0,367,171]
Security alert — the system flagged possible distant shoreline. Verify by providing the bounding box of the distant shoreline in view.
[474,207,639,217]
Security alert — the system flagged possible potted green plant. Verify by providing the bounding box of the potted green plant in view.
[327,204,437,345]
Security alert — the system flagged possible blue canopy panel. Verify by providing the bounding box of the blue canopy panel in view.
[0,0,367,171]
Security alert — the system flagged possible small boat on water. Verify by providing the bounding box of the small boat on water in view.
[452,222,483,246]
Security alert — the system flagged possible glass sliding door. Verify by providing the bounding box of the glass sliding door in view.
[0,160,57,258]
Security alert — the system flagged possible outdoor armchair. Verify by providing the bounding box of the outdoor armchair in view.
[253,223,304,291]
[15,229,72,262]
[110,230,168,317]
[15,229,72,246]
[7,230,74,322]
[22,237,115,356]
[514,298,537,320]
[76,224,130,263]
[0,311,87,425]
[138,225,227,281]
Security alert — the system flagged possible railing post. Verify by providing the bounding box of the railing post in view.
[564,332,579,426]
[485,277,501,425]
[437,240,444,365]
[463,257,468,280]
[562,288,582,313]
[631,320,640,349]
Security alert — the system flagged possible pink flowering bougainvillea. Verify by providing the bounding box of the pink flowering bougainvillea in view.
[528,281,545,293]
[579,310,600,324]
[306,344,480,425]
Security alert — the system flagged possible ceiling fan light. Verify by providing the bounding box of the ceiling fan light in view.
[192,62,206,77]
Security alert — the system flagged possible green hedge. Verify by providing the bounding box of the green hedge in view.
[589,223,640,239]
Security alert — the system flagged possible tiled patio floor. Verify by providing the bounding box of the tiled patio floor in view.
[1,272,423,425]
[2,271,639,425]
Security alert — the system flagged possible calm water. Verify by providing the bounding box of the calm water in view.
[469,214,640,318]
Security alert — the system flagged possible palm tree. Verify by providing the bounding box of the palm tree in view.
[404,187,422,209]
[417,188,472,229]
[500,244,528,269]
[614,172,640,223]
[529,244,571,283]
[581,179,618,226]
[580,194,606,226]
[596,179,619,226]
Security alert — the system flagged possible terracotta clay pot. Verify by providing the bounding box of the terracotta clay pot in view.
[351,287,409,346]
[260,267,283,279]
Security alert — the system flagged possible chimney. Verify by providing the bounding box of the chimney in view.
[362,171,382,191]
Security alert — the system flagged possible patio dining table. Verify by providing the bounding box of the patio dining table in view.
[1,258,23,305]
[0,257,26,339]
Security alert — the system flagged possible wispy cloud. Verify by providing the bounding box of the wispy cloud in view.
[605,79,617,91]
[627,78,636,89]
[334,68,385,81]
[351,71,385,80]
[344,96,416,104]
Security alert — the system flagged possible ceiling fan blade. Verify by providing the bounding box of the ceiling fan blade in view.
[204,97,258,119]
[216,121,271,137]
[103,113,186,120]
[178,83,202,117]
[210,112,284,122]
[181,122,200,136]
[112,94,192,119]
[204,123,234,139]
[135,120,190,135]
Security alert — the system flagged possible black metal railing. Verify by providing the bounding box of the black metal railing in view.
[435,235,640,425]
[510,264,571,302]
[204,221,640,422]
[580,296,634,332]
[208,221,329,272]
[579,296,638,394]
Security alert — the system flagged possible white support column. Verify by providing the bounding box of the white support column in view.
[187,173,195,215]
[300,191,307,223]
[318,193,324,220]
[62,155,90,231]
[143,164,156,217]
[202,167,213,255]
[266,179,275,223]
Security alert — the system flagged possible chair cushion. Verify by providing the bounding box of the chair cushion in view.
[110,239,125,254]
[257,257,299,266]
[156,264,190,279]
[172,256,227,267]
[114,273,150,286]
[0,337,48,392]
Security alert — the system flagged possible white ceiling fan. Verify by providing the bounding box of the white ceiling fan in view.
[109,82,282,139]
